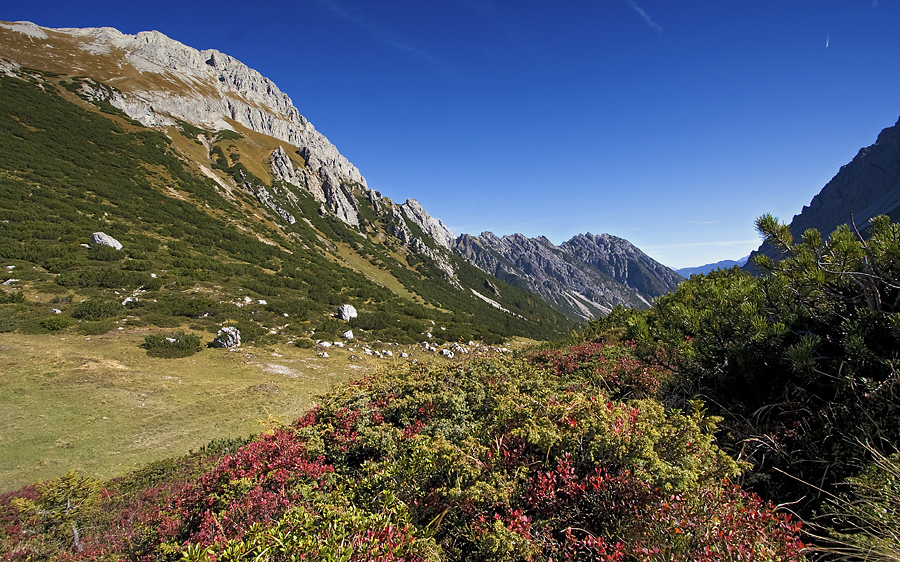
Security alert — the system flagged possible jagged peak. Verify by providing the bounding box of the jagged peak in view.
[400,198,455,249]
[0,21,365,191]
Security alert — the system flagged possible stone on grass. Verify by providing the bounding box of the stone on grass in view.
[337,304,358,321]
[211,326,241,348]
[91,232,123,250]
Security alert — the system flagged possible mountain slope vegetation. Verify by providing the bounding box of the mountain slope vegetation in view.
[0,68,571,346]
[2,20,900,560]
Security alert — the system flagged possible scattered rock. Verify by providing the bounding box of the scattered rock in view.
[211,326,241,348]
[337,304,358,321]
[91,232,123,250]
[342,330,354,340]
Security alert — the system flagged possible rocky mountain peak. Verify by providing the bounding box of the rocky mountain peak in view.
[748,115,900,267]
[399,199,456,249]
[0,21,365,193]
[454,231,682,321]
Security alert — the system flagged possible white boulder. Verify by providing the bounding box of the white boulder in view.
[211,326,241,348]
[337,304,358,321]
[91,232,123,250]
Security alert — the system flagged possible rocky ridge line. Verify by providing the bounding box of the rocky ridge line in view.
[454,232,682,321]
[748,116,900,267]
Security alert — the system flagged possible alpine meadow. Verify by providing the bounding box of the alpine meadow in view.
[0,20,899,561]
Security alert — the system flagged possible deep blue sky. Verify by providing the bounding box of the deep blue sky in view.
[5,2,900,268]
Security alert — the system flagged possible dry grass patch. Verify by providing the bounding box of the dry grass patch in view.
[0,331,372,492]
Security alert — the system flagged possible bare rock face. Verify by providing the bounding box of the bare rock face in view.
[400,199,456,249]
[454,231,682,321]
[337,304,358,321]
[211,326,241,348]
[0,22,365,199]
[748,116,900,267]
[562,233,684,299]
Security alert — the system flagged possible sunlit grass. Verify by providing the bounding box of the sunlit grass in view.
[0,330,372,491]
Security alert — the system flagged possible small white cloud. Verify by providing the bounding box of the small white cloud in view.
[627,0,662,33]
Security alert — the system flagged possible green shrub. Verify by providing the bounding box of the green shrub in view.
[77,319,117,335]
[0,290,24,304]
[44,255,88,273]
[214,129,243,142]
[89,244,124,261]
[150,294,221,318]
[0,315,18,332]
[122,259,153,271]
[811,446,900,559]
[72,299,122,319]
[235,322,267,344]
[140,331,201,358]
[315,317,346,339]
[294,338,314,348]
[40,315,72,331]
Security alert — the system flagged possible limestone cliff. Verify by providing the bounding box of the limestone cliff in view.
[454,232,682,321]
[0,21,365,223]
[749,116,900,266]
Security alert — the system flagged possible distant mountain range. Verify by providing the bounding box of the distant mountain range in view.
[676,255,749,277]
[456,232,682,320]
[0,20,682,340]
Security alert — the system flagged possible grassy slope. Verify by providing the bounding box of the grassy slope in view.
[0,67,570,492]
[0,331,371,491]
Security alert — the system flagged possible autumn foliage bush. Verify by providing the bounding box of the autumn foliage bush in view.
[0,341,804,561]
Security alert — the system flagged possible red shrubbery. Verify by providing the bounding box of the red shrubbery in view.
[0,341,804,561]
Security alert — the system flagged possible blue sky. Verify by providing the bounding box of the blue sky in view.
[5,1,900,268]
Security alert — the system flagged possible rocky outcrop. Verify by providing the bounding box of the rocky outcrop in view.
[400,199,455,249]
[562,233,684,298]
[91,232,122,250]
[211,327,241,348]
[337,304,358,321]
[454,232,682,321]
[749,116,900,266]
[0,22,365,204]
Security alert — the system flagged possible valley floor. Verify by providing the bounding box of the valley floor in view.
[0,332,378,491]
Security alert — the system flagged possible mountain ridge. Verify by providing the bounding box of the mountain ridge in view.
[0,20,679,329]
[454,231,682,321]
[747,116,900,266]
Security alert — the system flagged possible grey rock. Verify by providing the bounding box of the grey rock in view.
[400,199,455,249]
[454,231,682,321]
[748,116,900,269]
[7,23,367,216]
[211,326,241,348]
[91,232,123,250]
[337,304,358,321]
[250,183,295,224]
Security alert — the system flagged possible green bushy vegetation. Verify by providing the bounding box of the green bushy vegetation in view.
[0,343,806,560]
[0,71,573,355]
[583,213,900,555]
[10,59,898,558]
[140,331,202,358]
